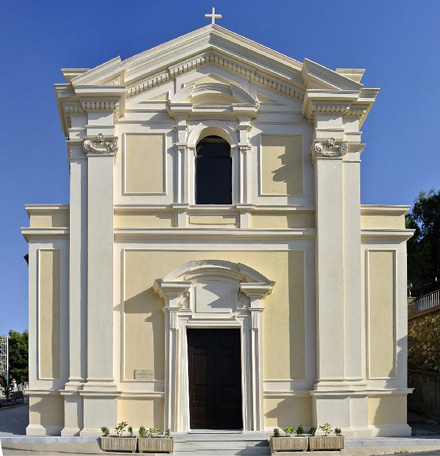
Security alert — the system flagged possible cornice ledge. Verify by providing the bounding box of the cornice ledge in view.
[302,89,359,121]
[302,58,364,91]
[153,279,191,300]
[70,57,123,86]
[361,229,414,241]
[240,282,275,300]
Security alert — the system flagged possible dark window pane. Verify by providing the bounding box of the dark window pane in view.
[196,136,232,204]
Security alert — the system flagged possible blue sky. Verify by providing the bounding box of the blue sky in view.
[1,0,439,335]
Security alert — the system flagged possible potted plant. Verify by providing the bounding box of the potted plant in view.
[100,421,137,453]
[269,426,308,452]
[308,423,344,451]
[138,426,174,453]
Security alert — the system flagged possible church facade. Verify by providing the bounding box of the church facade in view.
[22,24,413,438]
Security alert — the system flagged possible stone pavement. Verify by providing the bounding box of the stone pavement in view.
[0,405,28,437]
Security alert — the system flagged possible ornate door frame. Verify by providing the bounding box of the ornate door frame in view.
[153,260,274,432]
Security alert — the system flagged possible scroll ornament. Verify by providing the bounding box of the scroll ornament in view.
[314,138,348,158]
[83,133,118,155]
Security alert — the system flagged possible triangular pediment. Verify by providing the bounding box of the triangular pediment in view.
[66,24,368,101]
[56,24,379,134]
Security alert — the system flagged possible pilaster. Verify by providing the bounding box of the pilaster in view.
[80,99,120,434]
[302,78,376,435]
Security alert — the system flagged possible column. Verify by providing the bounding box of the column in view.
[153,281,191,432]
[241,283,273,431]
[172,116,190,226]
[237,120,253,227]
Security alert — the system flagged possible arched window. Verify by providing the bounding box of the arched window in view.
[196,135,232,204]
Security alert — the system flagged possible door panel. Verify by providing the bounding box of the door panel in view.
[188,329,243,430]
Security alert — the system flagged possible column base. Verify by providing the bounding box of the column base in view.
[79,385,120,436]
[369,424,412,437]
[312,386,370,437]
[26,424,63,436]
[61,426,81,436]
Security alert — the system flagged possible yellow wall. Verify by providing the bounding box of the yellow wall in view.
[368,396,407,425]
[118,398,164,428]
[29,396,64,426]
[261,135,302,196]
[125,134,165,194]
[115,213,174,228]
[188,215,237,226]
[361,214,405,230]
[368,251,395,378]
[39,250,61,379]
[252,213,315,229]
[30,212,69,228]
[123,250,306,380]
[264,397,312,427]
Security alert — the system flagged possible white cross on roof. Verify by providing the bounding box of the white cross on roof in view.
[205,7,222,25]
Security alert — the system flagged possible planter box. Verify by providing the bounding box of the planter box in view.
[270,436,308,452]
[100,436,137,453]
[138,437,174,453]
[308,435,345,451]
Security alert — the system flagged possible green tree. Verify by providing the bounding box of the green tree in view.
[8,330,28,384]
[406,189,440,297]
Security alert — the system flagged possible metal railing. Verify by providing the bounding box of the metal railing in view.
[409,289,440,315]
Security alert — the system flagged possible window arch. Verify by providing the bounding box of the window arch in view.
[195,135,232,204]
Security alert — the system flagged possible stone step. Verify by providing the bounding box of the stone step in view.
[172,433,270,455]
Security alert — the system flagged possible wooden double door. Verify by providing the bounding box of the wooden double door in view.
[187,329,243,430]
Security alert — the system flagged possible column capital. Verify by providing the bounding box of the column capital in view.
[312,138,348,161]
[82,134,118,156]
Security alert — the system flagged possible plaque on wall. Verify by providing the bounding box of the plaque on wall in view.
[134,368,154,380]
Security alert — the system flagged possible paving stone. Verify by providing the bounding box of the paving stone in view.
[0,405,28,436]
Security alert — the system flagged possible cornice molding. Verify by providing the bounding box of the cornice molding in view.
[127,51,304,102]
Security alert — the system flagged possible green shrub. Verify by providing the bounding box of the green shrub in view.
[139,425,147,438]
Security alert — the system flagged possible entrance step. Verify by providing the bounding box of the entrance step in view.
[173,432,270,455]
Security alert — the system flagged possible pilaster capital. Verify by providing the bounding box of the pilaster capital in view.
[82,133,118,156]
[238,144,251,153]
[312,138,348,161]
[174,143,187,153]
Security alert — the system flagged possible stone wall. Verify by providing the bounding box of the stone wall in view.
[408,306,440,373]
[408,305,440,420]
